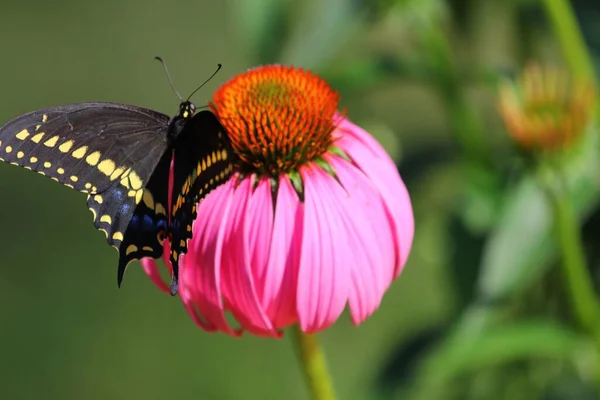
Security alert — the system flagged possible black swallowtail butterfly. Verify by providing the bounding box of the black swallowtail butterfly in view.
[0,61,235,295]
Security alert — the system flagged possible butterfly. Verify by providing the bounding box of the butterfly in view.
[0,59,235,295]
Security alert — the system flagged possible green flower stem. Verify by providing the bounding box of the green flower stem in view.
[422,21,488,164]
[544,169,600,337]
[292,325,337,400]
[541,0,597,86]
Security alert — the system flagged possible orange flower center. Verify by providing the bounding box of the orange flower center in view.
[210,65,340,176]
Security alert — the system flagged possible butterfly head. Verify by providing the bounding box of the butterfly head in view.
[179,101,196,120]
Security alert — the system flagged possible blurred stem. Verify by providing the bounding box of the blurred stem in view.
[422,21,488,164]
[543,167,600,340]
[541,0,597,86]
[292,326,337,400]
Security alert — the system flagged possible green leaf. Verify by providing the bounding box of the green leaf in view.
[477,128,600,301]
[411,320,593,397]
[229,0,294,63]
[278,0,362,69]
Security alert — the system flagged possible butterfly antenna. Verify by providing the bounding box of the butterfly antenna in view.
[154,56,183,102]
[186,63,222,101]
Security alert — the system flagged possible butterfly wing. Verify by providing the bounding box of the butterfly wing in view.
[99,150,172,286]
[0,102,169,193]
[0,102,172,284]
[168,110,235,294]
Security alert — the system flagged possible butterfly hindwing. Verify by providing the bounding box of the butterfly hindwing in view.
[0,102,170,194]
[85,150,172,285]
[168,111,235,294]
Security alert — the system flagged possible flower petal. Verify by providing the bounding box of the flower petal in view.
[328,155,396,323]
[140,258,171,294]
[336,118,414,276]
[297,166,351,332]
[243,178,274,306]
[264,176,303,327]
[220,178,278,336]
[180,179,240,335]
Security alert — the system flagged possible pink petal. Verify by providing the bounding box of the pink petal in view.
[263,176,303,327]
[327,155,396,323]
[243,178,274,306]
[297,166,352,332]
[140,259,170,295]
[219,178,278,337]
[180,179,240,335]
[336,118,414,276]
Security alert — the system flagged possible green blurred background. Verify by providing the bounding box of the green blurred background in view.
[1,0,600,399]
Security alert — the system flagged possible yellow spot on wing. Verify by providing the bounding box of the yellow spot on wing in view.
[142,190,154,209]
[180,240,186,247]
[211,152,217,163]
[85,182,91,189]
[89,207,97,219]
[128,171,143,190]
[43,161,51,168]
[126,245,138,255]
[94,194,103,204]
[16,151,24,159]
[221,149,228,160]
[42,114,48,122]
[15,129,30,140]
[70,176,78,182]
[143,246,154,252]
[155,202,166,215]
[31,132,45,143]
[30,156,38,163]
[5,146,12,153]
[59,140,74,153]
[97,159,116,176]
[72,146,87,159]
[100,215,112,224]
[135,190,143,204]
[43,135,59,147]
[86,151,101,166]
[112,232,124,241]
[110,166,126,181]
[57,168,64,174]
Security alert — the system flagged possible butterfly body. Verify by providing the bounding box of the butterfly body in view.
[0,100,235,295]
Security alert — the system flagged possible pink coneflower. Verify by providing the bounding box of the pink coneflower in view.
[141,65,414,337]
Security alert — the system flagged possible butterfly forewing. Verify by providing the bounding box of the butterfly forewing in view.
[0,103,169,194]
[168,111,235,293]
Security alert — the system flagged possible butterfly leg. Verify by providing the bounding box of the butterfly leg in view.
[169,265,179,296]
